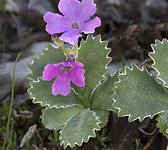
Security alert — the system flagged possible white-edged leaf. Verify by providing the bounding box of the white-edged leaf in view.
[59,109,101,148]
[113,64,168,122]
[91,71,119,111]
[157,111,168,138]
[92,109,109,128]
[28,78,83,108]
[150,39,168,88]
[78,35,111,99]
[27,43,65,81]
[41,106,82,130]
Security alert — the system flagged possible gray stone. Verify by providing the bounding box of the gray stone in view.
[108,59,140,75]
[0,42,48,92]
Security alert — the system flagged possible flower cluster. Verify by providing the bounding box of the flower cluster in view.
[42,0,101,96]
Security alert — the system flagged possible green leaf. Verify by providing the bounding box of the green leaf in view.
[59,109,101,148]
[27,43,65,81]
[78,35,111,99]
[150,39,168,88]
[41,106,82,130]
[112,64,168,122]
[157,111,168,138]
[92,109,109,128]
[91,72,119,111]
[28,78,83,108]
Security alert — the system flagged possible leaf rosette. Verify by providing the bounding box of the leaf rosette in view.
[28,35,116,148]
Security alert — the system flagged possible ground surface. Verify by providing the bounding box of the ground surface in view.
[0,0,168,149]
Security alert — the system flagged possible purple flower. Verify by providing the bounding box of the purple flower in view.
[42,61,85,96]
[43,0,101,45]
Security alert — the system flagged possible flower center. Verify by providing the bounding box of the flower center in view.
[63,66,72,71]
[71,23,79,29]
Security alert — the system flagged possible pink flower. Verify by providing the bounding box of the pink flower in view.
[42,61,85,96]
[43,0,101,45]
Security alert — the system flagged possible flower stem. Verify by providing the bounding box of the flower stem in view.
[2,53,21,150]
[61,45,68,56]
[77,87,89,108]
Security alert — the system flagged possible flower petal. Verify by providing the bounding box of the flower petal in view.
[43,12,70,34]
[42,64,62,81]
[58,0,80,20]
[70,68,85,87]
[62,62,71,67]
[79,0,97,21]
[81,17,101,34]
[52,77,71,96]
[59,29,82,45]
[70,62,84,68]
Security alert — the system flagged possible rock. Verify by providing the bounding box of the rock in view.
[28,0,54,15]
[6,0,28,13]
[149,69,163,85]
[19,124,37,148]
[10,32,49,52]
[107,0,121,6]
[0,42,48,93]
[0,74,12,100]
[13,93,29,105]
[108,59,140,75]
[0,53,12,64]
[145,0,167,18]
[6,0,20,13]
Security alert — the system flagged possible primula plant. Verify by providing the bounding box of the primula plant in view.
[27,0,168,149]
[28,0,113,148]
